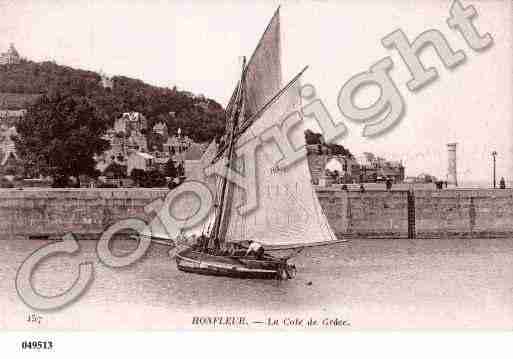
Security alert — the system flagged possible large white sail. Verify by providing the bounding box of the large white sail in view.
[207,7,338,247]
[219,78,338,247]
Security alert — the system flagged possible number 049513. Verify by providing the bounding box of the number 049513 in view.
[21,340,53,350]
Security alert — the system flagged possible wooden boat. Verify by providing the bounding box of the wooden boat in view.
[176,246,296,280]
[149,7,341,280]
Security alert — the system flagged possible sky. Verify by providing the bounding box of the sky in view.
[0,0,511,183]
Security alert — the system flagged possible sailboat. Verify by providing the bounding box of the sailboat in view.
[172,7,341,280]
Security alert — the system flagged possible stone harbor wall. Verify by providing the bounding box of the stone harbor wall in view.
[414,190,513,238]
[1,187,512,240]
[316,188,409,238]
[316,188,513,239]
[0,188,168,240]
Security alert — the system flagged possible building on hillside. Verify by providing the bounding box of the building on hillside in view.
[0,109,27,128]
[163,129,193,160]
[151,150,170,172]
[96,123,210,184]
[127,151,155,175]
[0,93,40,110]
[308,150,404,186]
[160,128,210,180]
[0,125,22,178]
[164,134,192,156]
[182,142,209,180]
[113,112,147,134]
[0,43,21,65]
[126,131,148,153]
[356,153,405,183]
[152,121,168,137]
[0,103,36,180]
[99,71,113,89]
[416,173,437,183]
[96,112,149,175]
[324,156,360,182]
[380,160,405,182]
[308,153,360,185]
[325,158,343,173]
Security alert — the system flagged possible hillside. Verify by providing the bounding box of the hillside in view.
[0,60,226,143]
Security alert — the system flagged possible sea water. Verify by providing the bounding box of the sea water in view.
[1,237,513,329]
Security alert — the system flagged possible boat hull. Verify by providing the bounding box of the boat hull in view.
[175,247,293,280]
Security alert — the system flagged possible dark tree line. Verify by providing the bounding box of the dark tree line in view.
[8,60,226,186]
[14,93,110,187]
[304,129,354,158]
[2,60,226,141]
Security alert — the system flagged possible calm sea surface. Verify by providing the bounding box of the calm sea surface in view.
[1,237,513,329]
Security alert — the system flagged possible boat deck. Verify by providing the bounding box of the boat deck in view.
[175,247,290,279]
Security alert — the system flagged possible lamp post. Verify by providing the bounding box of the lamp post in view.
[492,151,497,188]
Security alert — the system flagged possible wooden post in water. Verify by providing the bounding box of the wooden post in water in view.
[407,189,416,239]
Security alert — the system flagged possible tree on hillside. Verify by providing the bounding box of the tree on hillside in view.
[327,143,354,158]
[13,93,110,187]
[0,60,227,143]
[165,159,178,178]
[304,129,354,158]
[130,168,147,187]
[145,169,166,187]
[129,168,166,188]
[176,162,184,178]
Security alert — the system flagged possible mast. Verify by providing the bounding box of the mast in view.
[211,57,246,251]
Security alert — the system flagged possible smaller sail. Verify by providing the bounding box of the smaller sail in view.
[216,7,282,161]
[241,7,282,129]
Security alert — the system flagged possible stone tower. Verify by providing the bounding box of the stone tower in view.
[447,142,458,187]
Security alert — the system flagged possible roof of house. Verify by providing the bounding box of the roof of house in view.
[134,151,154,160]
[153,122,167,131]
[325,158,343,172]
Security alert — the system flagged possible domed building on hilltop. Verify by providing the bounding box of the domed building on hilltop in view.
[0,43,21,65]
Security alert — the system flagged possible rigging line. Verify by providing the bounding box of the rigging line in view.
[224,81,239,123]
[212,65,309,164]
